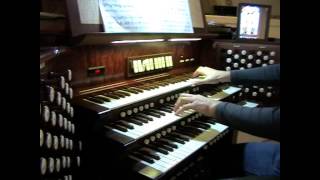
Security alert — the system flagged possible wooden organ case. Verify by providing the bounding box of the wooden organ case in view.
[40,1,279,180]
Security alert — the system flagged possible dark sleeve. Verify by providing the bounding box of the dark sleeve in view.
[215,102,280,141]
[231,64,280,86]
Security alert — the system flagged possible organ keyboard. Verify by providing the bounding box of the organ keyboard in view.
[72,68,242,179]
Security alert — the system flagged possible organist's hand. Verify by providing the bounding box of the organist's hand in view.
[190,66,231,86]
[173,93,222,117]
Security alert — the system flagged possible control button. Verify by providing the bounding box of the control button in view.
[65,138,69,150]
[133,107,139,113]
[55,158,61,173]
[259,88,265,93]
[64,118,68,130]
[62,97,66,110]
[180,121,186,126]
[247,63,252,68]
[262,63,268,67]
[67,156,71,168]
[252,92,258,97]
[240,59,246,64]
[167,128,172,133]
[58,114,63,128]
[66,103,71,114]
[46,132,52,149]
[244,88,250,93]
[70,107,74,118]
[51,111,57,127]
[255,59,261,64]
[120,111,126,118]
[263,55,269,61]
[270,51,276,56]
[248,55,253,60]
[40,129,44,147]
[266,92,272,98]
[269,60,275,64]
[68,121,72,133]
[159,99,164,104]
[70,139,73,150]
[62,156,67,169]
[144,104,149,109]
[172,125,177,131]
[150,136,156,142]
[48,157,55,173]
[53,135,59,150]
[170,95,175,100]
[226,58,232,63]
[240,67,245,70]
[42,106,50,122]
[156,133,161,139]
[40,157,47,175]
[241,50,247,55]
[139,106,144,111]
[225,66,231,71]
[233,63,239,68]
[65,83,69,95]
[49,86,55,102]
[127,109,132,116]
[161,130,167,136]
[227,49,232,55]
[256,51,262,56]
[69,88,73,99]
[234,54,239,59]
[56,92,62,106]
[77,156,81,167]
[71,124,75,134]
[150,102,155,108]
[60,135,65,149]
[79,141,83,151]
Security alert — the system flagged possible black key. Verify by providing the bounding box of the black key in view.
[136,113,153,121]
[165,103,174,108]
[87,97,104,104]
[176,128,197,137]
[108,124,128,132]
[95,95,111,102]
[158,107,172,113]
[116,90,131,96]
[130,87,144,93]
[144,111,161,118]
[202,119,216,124]
[139,149,160,160]
[122,88,139,94]
[104,93,120,99]
[146,144,169,155]
[189,122,210,130]
[149,109,166,116]
[152,142,174,152]
[158,139,178,148]
[118,121,134,129]
[132,117,149,123]
[165,136,185,144]
[170,132,191,141]
[126,119,143,126]
[184,126,203,134]
[112,92,126,98]
[132,152,154,164]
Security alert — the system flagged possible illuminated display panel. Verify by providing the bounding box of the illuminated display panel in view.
[128,53,173,78]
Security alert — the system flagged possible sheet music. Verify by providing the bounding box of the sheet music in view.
[99,0,194,33]
[77,0,101,24]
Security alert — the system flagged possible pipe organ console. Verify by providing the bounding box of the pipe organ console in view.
[40,38,280,179]
[213,41,280,105]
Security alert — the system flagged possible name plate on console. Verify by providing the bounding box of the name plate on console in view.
[127,53,173,78]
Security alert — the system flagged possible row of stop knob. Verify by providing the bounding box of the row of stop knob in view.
[119,87,200,118]
[226,49,276,56]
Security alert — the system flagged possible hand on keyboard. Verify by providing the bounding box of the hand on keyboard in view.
[191,66,231,86]
[173,93,222,117]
